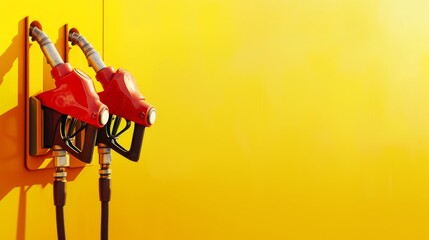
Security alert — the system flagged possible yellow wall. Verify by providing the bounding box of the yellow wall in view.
[2,0,429,239]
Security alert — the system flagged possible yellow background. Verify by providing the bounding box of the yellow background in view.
[2,0,429,239]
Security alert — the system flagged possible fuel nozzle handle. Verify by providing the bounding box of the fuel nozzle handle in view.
[69,31,156,161]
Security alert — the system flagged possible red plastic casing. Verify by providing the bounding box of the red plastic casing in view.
[36,63,108,128]
[96,66,154,127]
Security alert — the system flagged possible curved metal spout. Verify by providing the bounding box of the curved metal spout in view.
[69,31,106,72]
[29,26,64,68]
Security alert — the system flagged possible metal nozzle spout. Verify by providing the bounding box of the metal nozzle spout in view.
[29,26,64,68]
[69,31,106,72]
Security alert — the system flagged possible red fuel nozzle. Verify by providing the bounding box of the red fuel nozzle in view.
[69,30,155,161]
[30,25,109,163]
[30,26,109,128]
[38,63,109,128]
[69,31,156,127]
[96,67,156,127]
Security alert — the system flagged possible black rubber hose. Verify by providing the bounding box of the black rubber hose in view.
[100,177,111,240]
[54,180,66,240]
[101,202,109,240]
[55,206,66,240]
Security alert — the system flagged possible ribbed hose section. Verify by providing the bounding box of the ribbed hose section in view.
[69,32,106,72]
[29,26,64,68]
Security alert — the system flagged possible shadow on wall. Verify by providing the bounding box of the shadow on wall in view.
[0,18,83,240]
